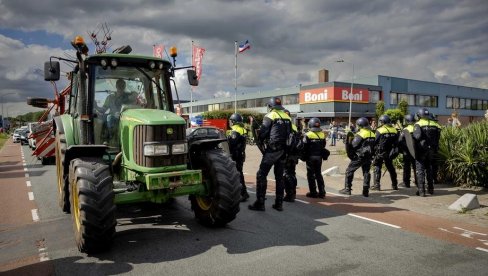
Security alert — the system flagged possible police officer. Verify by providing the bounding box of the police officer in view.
[398,114,417,188]
[339,118,375,197]
[413,108,441,196]
[371,114,399,191]
[302,118,327,198]
[227,113,249,202]
[249,97,292,211]
[283,109,301,202]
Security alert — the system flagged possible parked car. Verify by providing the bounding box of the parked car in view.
[19,129,29,145]
[12,128,22,143]
[27,122,39,149]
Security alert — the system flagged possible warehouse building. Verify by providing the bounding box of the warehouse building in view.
[180,69,488,127]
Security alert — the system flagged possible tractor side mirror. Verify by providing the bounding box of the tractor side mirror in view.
[44,61,60,81]
[187,69,198,86]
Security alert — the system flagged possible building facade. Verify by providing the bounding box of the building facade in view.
[180,73,488,127]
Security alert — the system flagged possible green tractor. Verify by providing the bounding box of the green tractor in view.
[41,36,241,253]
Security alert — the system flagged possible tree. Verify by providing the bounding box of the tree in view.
[384,109,404,126]
[398,99,408,116]
[375,100,385,119]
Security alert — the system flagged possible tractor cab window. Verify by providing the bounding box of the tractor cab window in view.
[92,65,170,113]
[91,65,171,147]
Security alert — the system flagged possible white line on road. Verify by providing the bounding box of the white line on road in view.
[26,180,31,187]
[39,248,50,262]
[28,192,34,201]
[476,247,488,253]
[23,167,28,171]
[25,173,29,178]
[348,213,401,229]
[295,199,310,204]
[31,209,39,222]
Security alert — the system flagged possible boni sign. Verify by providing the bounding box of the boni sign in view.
[299,86,370,104]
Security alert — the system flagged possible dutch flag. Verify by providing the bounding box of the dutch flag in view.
[238,40,251,53]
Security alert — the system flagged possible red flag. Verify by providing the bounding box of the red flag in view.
[153,44,164,58]
[192,45,206,80]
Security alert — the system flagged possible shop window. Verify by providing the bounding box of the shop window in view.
[237,100,247,109]
[256,97,268,107]
[369,91,380,103]
[459,98,466,109]
[283,94,299,105]
[471,99,478,110]
[246,99,255,108]
[390,93,398,105]
[446,97,453,109]
[465,99,471,109]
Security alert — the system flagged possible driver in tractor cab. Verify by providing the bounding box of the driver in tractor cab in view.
[103,79,138,142]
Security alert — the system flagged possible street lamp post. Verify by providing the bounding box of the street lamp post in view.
[336,60,354,129]
[1,92,15,130]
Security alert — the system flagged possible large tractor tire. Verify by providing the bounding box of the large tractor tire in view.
[55,129,70,213]
[69,157,116,253]
[190,149,241,227]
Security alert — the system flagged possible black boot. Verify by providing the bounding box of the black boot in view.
[283,193,295,202]
[248,197,265,211]
[318,186,326,199]
[240,188,250,202]
[306,192,318,198]
[362,187,369,197]
[272,196,283,211]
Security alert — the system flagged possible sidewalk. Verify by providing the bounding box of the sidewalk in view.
[244,142,488,228]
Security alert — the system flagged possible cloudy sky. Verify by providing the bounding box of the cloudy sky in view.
[0,0,487,117]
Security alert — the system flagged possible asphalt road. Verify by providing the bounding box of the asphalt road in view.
[1,141,487,275]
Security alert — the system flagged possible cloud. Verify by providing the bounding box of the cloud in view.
[0,0,487,116]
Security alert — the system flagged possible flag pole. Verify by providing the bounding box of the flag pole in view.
[190,40,194,125]
[234,41,237,114]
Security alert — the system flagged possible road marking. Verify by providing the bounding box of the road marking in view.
[295,199,310,204]
[476,247,488,253]
[31,209,40,222]
[28,192,34,201]
[327,192,347,197]
[24,167,28,172]
[348,213,401,229]
[39,247,50,262]
[26,180,31,187]
[25,173,29,178]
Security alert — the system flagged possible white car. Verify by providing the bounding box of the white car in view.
[27,122,39,149]
[12,128,23,143]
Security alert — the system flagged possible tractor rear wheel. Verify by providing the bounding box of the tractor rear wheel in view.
[190,149,241,227]
[69,157,116,253]
[55,130,70,213]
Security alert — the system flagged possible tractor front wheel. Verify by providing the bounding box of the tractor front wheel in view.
[69,157,116,253]
[190,149,241,227]
[55,130,70,213]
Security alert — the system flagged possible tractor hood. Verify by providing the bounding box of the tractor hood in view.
[121,109,185,125]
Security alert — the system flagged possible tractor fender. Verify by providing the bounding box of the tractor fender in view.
[54,114,75,146]
[65,145,108,170]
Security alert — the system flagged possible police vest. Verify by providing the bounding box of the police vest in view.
[404,124,414,133]
[305,131,325,156]
[264,109,292,144]
[377,125,398,135]
[230,124,247,136]
[354,128,375,158]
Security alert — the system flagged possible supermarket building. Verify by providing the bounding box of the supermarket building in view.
[180,70,488,127]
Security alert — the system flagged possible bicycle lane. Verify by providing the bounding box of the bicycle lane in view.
[243,174,488,254]
[0,140,53,273]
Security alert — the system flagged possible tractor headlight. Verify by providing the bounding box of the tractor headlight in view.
[110,58,118,67]
[172,143,188,154]
[144,143,169,156]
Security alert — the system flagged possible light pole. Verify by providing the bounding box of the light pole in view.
[336,60,354,130]
[1,92,15,130]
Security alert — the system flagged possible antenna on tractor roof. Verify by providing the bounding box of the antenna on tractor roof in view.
[87,22,113,54]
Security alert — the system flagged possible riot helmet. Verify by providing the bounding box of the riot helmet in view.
[229,113,243,125]
[404,114,415,124]
[356,117,370,129]
[378,114,391,125]
[308,117,321,131]
[416,107,430,120]
[267,97,284,110]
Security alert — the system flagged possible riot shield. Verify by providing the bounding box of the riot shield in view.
[345,131,356,160]
[250,116,266,154]
[403,129,416,159]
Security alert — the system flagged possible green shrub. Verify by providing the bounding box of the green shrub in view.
[438,121,488,187]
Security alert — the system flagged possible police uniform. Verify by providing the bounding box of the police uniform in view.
[283,123,300,202]
[340,118,375,197]
[249,98,292,212]
[398,118,417,188]
[303,127,326,198]
[413,109,441,196]
[227,122,249,201]
[372,121,399,190]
